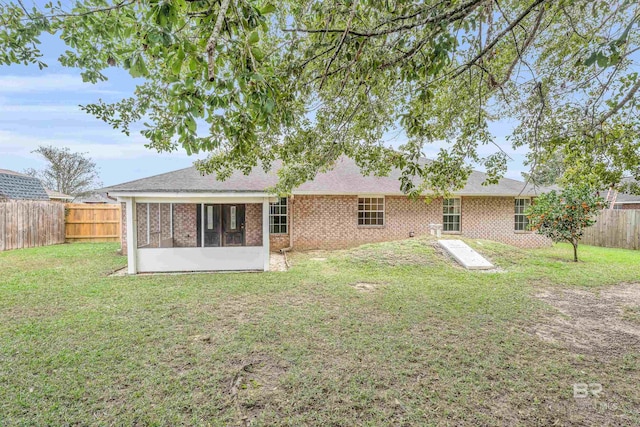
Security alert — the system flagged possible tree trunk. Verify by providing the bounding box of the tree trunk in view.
[572,241,578,262]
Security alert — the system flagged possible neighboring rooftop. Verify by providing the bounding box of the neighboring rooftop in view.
[0,169,29,177]
[612,177,640,204]
[46,189,74,201]
[103,156,551,197]
[73,192,118,204]
[0,169,49,201]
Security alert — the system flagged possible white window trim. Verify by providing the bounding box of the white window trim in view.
[358,196,385,227]
[443,197,461,232]
[514,197,531,232]
[269,197,288,234]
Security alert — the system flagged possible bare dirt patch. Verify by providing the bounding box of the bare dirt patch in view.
[350,282,383,292]
[533,282,640,359]
[227,355,290,425]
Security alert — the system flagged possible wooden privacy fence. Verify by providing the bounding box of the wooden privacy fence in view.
[0,200,66,251]
[65,203,121,243]
[581,209,640,250]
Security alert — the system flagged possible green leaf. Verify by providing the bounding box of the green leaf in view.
[596,53,609,68]
[248,31,259,45]
[172,47,185,75]
[129,54,148,78]
[184,116,196,133]
[251,47,264,60]
[584,51,598,66]
[265,98,275,113]
[260,3,276,14]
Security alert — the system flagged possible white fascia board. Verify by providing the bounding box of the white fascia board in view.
[456,194,539,198]
[290,190,536,197]
[113,190,538,201]
[109,191,277,204]
[291,190,404,196]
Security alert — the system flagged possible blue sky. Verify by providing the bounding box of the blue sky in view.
[0,33,530,188]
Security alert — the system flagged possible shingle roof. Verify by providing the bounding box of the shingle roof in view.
[45,189,74,201]
[0,170,50,201]
[611,178,640,203]
[103,156,552,197]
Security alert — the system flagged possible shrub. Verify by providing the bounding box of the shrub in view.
[526,185,606,262]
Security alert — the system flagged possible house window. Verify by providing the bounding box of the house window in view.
[269,197,288,234]
[443,198,461,232]
[515,198,531,231]
[358,197,384,226]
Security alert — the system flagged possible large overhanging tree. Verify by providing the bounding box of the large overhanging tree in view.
[2,0,639,195]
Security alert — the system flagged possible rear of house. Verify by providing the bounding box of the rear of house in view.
[103,157,550,274]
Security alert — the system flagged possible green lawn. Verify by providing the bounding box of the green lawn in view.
[1,239,639,425]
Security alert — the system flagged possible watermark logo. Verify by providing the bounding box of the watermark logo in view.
[573,383,603,398]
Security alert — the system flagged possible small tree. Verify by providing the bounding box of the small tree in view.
[24,145,101,196]
[526,185,605,262]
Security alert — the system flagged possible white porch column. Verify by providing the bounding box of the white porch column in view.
[125,197,137,274]
[262,198,270,271]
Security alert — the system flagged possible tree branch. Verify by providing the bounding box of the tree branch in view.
[206,0,231,82]
[55,0,136,18]
[451,0,547,79]
[498,4,545,87]
[319,0,358,90]
[283,0,486,39]
[598,77,640,126]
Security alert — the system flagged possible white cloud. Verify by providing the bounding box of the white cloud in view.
[0,130,194,161]
[0,104,84,114]
[0,73,121,94]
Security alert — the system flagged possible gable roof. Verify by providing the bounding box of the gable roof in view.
[103,156,550,197]
[0,170,50,201]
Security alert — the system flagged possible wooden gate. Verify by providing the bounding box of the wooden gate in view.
[65,203,121,243]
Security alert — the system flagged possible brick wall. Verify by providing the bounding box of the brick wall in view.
[292,195,443,250]
[291,195,550,250]
[619,203,640,210]
[461,197,549,248]
[245,203,263,246]
[132,203,197,248]
[120,202,127,254]
[120,196,551,255]
[136,202,148,247]
[270,234,290,251]
[121,203,262,253]
[172,204,197,247]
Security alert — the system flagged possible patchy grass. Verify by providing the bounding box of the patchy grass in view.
[1,239,639,425]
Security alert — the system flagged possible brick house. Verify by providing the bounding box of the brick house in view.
[609,178,640,210]
[103,157,551,274]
